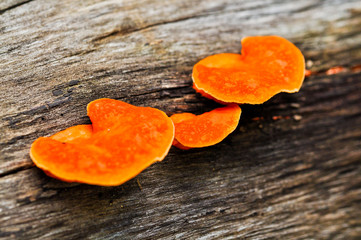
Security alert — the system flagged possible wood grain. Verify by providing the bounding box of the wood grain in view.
[1,0,361,239]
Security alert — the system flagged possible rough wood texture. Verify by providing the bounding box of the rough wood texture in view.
[1,0,361,239]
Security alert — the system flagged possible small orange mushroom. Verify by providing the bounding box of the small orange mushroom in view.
[171,104,241,149]
[193,36,305,104]
[30,99,174,186]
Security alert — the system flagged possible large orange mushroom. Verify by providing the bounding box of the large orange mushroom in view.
[171,104,241,149]
[30,99,174,186]
[193,36,305,104]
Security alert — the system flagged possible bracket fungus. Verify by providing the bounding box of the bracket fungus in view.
[29,35,306,186]
[30,99,174,186]
[192,36,305,104]
[171,104,241,149]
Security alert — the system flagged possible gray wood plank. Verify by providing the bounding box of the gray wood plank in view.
[1,0,361,239]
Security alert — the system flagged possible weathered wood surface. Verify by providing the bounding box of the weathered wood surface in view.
[1,0,361,239]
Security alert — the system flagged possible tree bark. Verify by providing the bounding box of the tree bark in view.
[1,0,361,239]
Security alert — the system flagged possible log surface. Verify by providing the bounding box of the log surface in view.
[1,0,361,239]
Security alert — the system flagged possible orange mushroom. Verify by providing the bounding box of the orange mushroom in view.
[193,36,305,104]
[50,124,93,143]
[30,98,174,186]
[171,104,241,149]
[170,113,195,150]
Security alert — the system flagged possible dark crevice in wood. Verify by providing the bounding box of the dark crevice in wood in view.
[0,0,35,15]
[94,65,172,77]
[335,30,361,41]
[63,49,97,58]
[90,1,294,46]
[92,14,209,44]
[0,131,41,149]
[3,97,73,129]
[289,1,323,14]
[121,85,192,101]
[0,164,33,178]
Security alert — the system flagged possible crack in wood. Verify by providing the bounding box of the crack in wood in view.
[91,1,320,46]
[0,0,35,15]
[91,11,223,45]
[0,164,33,178]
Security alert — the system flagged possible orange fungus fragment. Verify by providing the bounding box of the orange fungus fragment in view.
[192,36,305,104]
[326,66,346,75]
[30,98,174,186]
[171,104,241,149]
